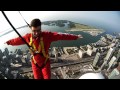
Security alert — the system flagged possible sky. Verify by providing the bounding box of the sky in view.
[0,11,120,33]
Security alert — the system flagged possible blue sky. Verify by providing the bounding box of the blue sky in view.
[0,11,120,33]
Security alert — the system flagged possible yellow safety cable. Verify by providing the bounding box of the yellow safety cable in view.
[29,37,37,51]
[40,37,49,65]
[29,36,37,64]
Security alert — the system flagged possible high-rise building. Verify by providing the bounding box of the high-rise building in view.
[107,56,117,71]
[78,49,86,58]
[108,68,119,79]
[92,52,100,67]
[116,49,120,62]
[100,48,115,70]
[0,49,3,60]
[4,48,9,57]
[104,47,115,61]
[86,48,93,56]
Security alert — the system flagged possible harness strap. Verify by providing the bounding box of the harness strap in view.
[29,35,49,68]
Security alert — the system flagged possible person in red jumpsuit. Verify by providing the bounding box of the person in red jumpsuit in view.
[5,19,83,79]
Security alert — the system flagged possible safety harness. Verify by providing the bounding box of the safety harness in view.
[29,34,49,68]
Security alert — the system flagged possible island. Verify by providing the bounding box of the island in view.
[42,20,105,36]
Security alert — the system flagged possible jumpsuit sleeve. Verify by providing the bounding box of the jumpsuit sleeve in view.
[49,32,79,41]
[6,34,30,46]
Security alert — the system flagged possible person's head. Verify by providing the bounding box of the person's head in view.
[30,18,41,38]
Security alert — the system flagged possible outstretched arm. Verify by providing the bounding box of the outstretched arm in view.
[5,34,30,46]
[49,32,83,41]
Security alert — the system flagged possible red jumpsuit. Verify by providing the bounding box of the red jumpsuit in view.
[6,31,78,79]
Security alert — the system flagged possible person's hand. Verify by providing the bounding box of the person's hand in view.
[77,34,83,39]
[4,41,10,45]
[4,42,7,44]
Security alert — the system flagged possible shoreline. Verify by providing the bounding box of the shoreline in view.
[65,28,105,36]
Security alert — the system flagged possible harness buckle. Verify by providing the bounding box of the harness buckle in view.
[34,51,39,54]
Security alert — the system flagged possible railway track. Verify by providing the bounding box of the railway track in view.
[19,56,94,74]
[51,57,94,69]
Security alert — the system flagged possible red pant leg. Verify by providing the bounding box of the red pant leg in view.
[31,61,43,79]
[42,60,51,79]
